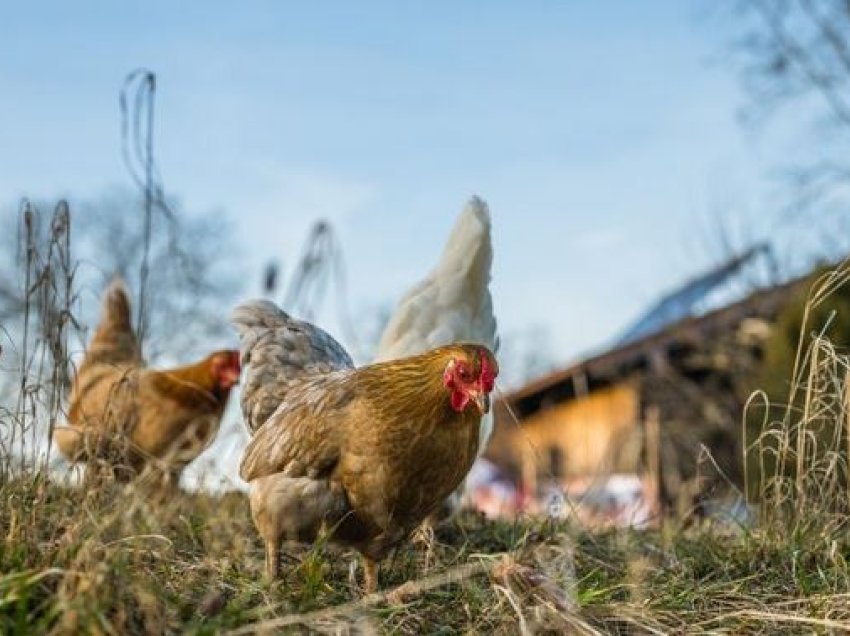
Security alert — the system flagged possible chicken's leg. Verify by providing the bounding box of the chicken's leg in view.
[362,557,378,593]
[413,519,437,570]
[265,537,281,580]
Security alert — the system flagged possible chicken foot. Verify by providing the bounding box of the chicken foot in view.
[265,536,282,580]
[362,557,378,593]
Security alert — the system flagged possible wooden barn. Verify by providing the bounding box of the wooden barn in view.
[485,248,808,520]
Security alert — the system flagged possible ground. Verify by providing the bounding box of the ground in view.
[2,473,850,635]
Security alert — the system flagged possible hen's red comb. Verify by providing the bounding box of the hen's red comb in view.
[479,351,497,393]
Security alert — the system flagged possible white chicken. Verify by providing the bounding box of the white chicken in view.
[375,195,499,517]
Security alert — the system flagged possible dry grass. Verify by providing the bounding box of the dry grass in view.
[3,477,850,634]
[3,205,850,633]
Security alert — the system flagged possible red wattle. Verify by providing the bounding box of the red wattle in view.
[450,390,469,412]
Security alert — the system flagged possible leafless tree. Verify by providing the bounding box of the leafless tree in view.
[722,0,850,257]
[0,189,244,364]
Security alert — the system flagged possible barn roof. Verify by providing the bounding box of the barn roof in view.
[616,244,778,346]
[501,258,806,418]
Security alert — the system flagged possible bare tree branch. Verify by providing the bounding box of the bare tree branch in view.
[746,0,850,127]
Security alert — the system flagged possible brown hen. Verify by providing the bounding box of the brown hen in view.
[232,300,498,591]
[53,278,240,486]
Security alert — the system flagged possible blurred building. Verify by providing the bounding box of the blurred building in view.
[483,247,809,525]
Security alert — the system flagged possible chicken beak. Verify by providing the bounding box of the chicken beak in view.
[472,391,490,415]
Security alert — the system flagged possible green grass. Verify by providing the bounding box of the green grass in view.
[2,474,850,634]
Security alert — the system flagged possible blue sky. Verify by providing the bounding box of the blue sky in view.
[0,2,805,370]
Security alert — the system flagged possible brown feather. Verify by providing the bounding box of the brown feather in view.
[240,342,498,581]
[56,279,238,483]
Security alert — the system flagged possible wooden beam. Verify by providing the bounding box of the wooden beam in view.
[644,405,662,517]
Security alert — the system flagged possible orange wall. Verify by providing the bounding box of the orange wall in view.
[495,383,641,490]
